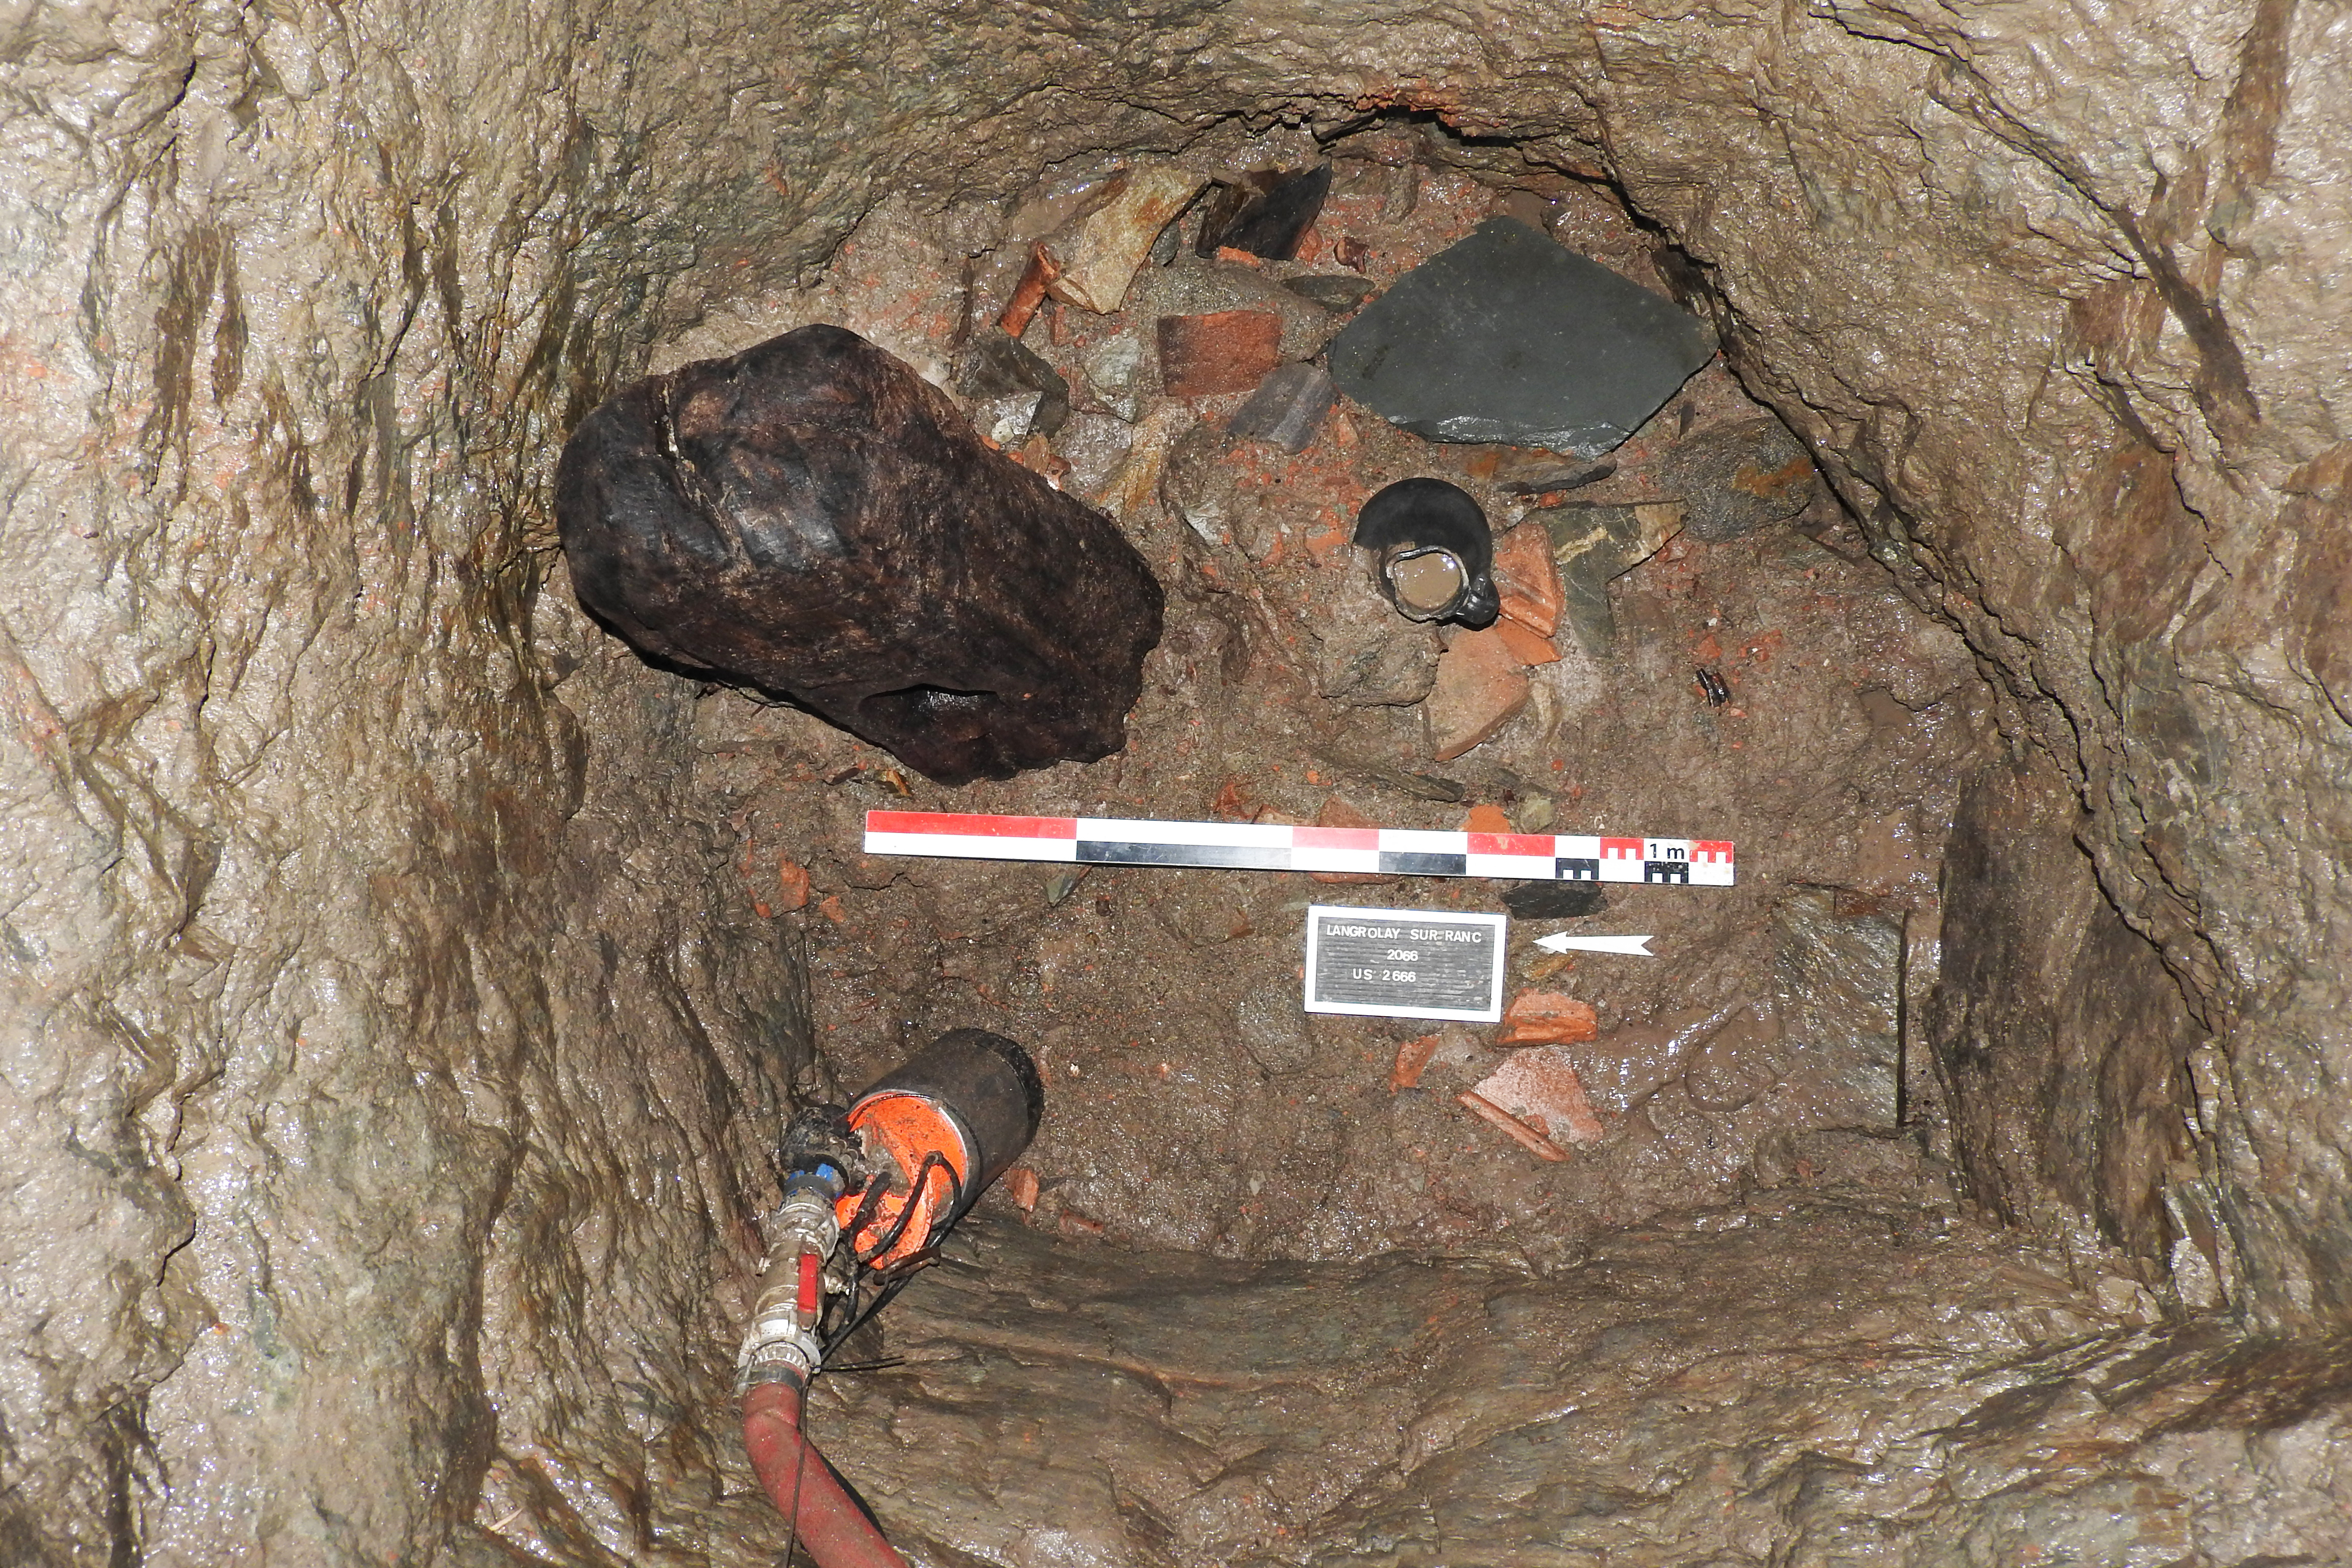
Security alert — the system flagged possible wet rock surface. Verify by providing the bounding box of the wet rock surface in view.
[820,1210,2349,1567]
[8,0,2352,1562]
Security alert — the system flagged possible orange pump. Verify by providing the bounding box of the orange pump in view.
[835,1091,973,1269]
[739,1028,1043,1568]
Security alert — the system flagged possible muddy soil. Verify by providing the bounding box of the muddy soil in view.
[676,145,1983,1269]
[532,137,2352,1568]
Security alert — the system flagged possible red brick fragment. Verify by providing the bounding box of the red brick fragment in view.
[776,857,811,913]
[1212,776,1259,820]
[1492,522,1564,637]
[1457,1090,1571,1162]
[1157,311,1284,399]
[1004,1166,1040,1213]
[1425,627,1530,761]
[1390,1034,1442,1092]
[997,243,1061,337]
[1492,616,1561,667]
[1463,804,1511,836]
[1497,990,1599,1046]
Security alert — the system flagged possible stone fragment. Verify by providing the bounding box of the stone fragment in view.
[1502,882,1606,920]
[1080,331,1149,423]
[1157,311,1284,398]
[1660,415,1819,541]
[1209,164,1331,260]
[1237,988,1315,1075]
[1148,220,1182,267]
[956,329,1071,436]
[556,324,1164,786]
[1424,626,1529,761]
[1539,502,1683,657]
[1496,456,1615,496]
[1471,1047,1607,1144]
[1490,522,1563,636]
[1311,566,1442,708]
[1774,888,1901,1128]
[1328,217,1716,455]
[1497,989,1600,1046]
[1193,170,1281,256]
[1457,1090,1571,1161]
[973,391,1042,447]
[1227,362,1335,453]
[1043,163,1208,314]
[776,859,811,913]
[1283,274,1378,312]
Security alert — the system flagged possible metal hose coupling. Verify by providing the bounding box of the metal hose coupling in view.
[738,1164,846,1389]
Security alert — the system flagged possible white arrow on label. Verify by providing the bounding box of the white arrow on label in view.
[1532,933,1655,956]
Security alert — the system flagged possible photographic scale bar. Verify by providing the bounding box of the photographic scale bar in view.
[864,811,1734,886]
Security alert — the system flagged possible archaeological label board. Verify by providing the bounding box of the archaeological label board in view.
[1304,905,1508,1023]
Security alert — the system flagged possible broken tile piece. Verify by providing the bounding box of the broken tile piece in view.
[1227,362,1336,452]
[1309,795,1396,885]
[1497,989,1600,1046]
[1390,1034,1442,1091]
[1539,502,1684,657]
[1044,164,1209,314]
[1472,1047,1607,1144]
[1457,1089,1571,1161]
[1491,617,1560,667]
[1462,802,1512,835]
[997,243,1061,338]
[1328,217,1717,456]
[1157,311,1285,398]
[1424,626,1529,761]
[1491,522,1563,637]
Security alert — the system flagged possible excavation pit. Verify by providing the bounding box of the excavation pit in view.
[7,8,2351,1566]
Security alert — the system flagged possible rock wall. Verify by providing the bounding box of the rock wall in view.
[3,0,2347,1562]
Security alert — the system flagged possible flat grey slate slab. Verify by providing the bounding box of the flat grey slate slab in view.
[1328,218,1716,456]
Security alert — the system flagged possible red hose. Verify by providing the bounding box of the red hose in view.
[741,1376,910,1568]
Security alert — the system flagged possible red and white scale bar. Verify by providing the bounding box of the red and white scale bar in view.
[865,811,1734,886]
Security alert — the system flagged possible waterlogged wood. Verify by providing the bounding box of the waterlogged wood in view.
[557,325,1164,785]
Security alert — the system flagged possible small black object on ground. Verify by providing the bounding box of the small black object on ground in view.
[1503,882,1609,920]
